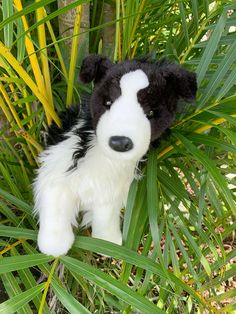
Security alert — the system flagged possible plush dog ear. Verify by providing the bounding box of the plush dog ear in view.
[80,54,113,84]
[161,64,197,102]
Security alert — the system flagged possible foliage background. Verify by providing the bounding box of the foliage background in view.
[0,0,236,313]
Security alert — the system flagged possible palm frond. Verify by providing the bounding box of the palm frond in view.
[0,1,235,312]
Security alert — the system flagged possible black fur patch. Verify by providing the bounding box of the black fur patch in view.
[80,54,113,84]
[71,106,94,167]
[46,105,81,146]
[80,55,197,141]
[46,96,94,170]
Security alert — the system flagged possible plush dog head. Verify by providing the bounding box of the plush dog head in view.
[80,55,197,161]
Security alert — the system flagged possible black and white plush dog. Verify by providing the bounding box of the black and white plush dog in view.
[33,55,197,257]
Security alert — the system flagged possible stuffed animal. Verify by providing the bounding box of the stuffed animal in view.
[33,55,197,257]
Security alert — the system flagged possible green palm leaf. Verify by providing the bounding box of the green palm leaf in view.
[0,0,235,312]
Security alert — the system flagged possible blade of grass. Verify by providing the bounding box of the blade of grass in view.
[147,149,171,281]
[0,254,53,274]
[191,0,199,30]
[0,83,42,152]
[208,110,236,127]
[215,65,236,102]
[114,0,120,61]
[52,280,91,314]
[22,242,94,312]
[206,181,224,217]
[121,178,148,283]
[36,2,54,109]
[174,132,236,214]
[0,188,32,215]
[168,218,198,282]
[0,162,22,199]
[201,265,236,291]
[0,283,44,314]
[128,0,146,58]
[2,0,14,48]
[0,240,25,256]
[187,133,236,153]
[73,237,208,307]
[199,39,236,106]
[133,233,154,290]
[158,112,236,159]
[207,285,236,302]
[123,178,147,249]
[0,225,37,240]
[62,256,165,314]
[16,14,25,62]
[0,272,34,314]
[11,0,90,48]
[0,225,211,307]
[0,81,25,127]
[175,216,211,277]
[196,9,227,87]
[0,94,14,124]
[178,0,189,46]
[0,201,21,225]
[45,19,68,81]
[0,41,60,126]
[13,0,53,125]
[11,247,51,314]
[122,179,138,242]
[221,303,236,313]
[66,5,83,107]
[0,0,56,30]
[38,257,59,314]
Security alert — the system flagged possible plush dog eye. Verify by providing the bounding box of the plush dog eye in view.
[105,100,112,107]
[146,110,154,119]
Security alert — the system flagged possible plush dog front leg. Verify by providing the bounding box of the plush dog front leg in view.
[92,204,122,245]
[36,183,76,257]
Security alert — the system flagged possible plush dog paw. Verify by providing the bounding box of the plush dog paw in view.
[38,227,74,257]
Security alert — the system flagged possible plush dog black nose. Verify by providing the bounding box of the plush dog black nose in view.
[109,136,133,152]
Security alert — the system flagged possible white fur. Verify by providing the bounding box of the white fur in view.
[34,70,150,257]
[96,70,151,161]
